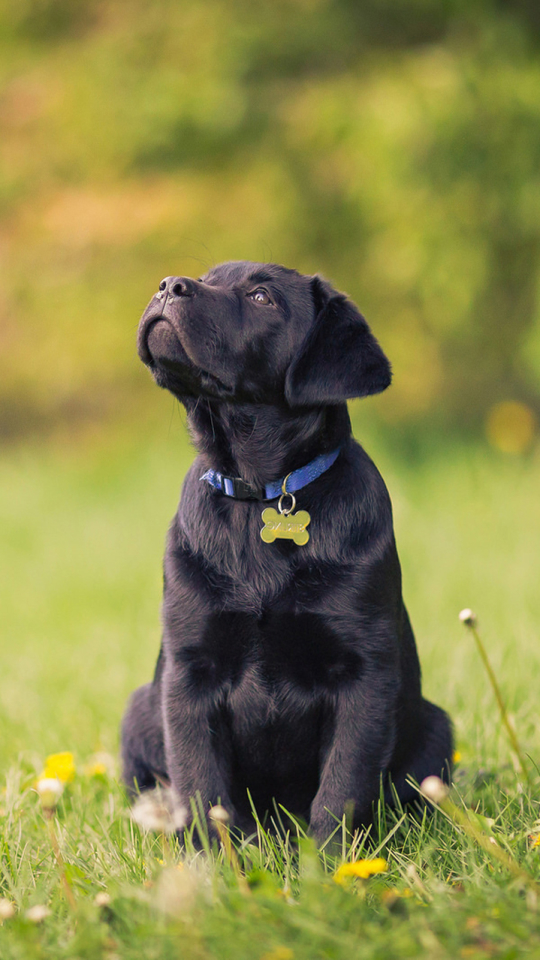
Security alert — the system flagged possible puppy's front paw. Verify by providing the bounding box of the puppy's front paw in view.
[309,804,339,845]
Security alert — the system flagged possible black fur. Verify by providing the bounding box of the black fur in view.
[122,261,452,840]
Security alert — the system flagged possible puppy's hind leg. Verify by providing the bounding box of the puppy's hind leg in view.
[121,682,168,795]
[386,699,453,808]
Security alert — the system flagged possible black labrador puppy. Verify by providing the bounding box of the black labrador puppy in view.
[121,261,452,840]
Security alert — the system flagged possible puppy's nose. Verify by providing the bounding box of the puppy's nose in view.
[156,276,194,301]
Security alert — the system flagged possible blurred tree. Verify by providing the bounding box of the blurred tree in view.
[0,0,539,439]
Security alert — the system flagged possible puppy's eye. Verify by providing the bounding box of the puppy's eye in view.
[249,289,272,305]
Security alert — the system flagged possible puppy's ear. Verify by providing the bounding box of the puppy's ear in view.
[285,276,392,406]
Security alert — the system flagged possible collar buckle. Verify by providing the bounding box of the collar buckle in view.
[225,476,264,500]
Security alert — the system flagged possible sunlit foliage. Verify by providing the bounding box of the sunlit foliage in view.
[1,0,539,439]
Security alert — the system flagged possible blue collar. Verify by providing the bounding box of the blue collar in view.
[200,446,341,501]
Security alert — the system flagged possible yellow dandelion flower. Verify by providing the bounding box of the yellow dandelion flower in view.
[83,751,116,778]
[84,761,107,777]
[453,750,462,764]
[529,835,540,849]
[41,752,76,783]
[380,887,414,907]
[334,857,388,883]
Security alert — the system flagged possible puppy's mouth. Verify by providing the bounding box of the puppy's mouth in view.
[139,315,182,365]
[138,313,234,399]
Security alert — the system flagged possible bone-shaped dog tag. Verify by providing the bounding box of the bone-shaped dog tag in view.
[260,507,311,545]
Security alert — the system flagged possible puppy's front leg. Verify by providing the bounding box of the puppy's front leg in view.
[162,659,234,829]
[310,667,398,842]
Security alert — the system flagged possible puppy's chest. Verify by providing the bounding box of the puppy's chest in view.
[180,609,362,698]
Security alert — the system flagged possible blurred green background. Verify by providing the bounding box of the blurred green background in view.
[1,0,539,768]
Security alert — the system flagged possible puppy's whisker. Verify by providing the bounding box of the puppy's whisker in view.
[206,400,216,444]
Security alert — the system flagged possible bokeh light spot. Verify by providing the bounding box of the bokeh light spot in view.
[486,401,536,454]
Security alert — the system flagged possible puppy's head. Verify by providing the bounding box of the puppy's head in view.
[138,260,391,406]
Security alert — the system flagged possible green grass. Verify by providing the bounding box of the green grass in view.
[1,415,540,958]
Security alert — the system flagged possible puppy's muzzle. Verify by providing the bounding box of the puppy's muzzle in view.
[138,276,198,363]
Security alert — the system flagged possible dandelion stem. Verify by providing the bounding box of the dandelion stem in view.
[439,797,529,882]
[208,807,250,895]
[460,611,531,784]
[159,829,174,866]
[45,812,76,909]
[421,778,537,893]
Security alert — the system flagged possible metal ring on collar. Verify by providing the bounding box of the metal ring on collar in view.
[278,473,296,515]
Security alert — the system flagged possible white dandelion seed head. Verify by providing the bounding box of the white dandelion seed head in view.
[459,608,477,627]
[36,778,64,810]
[130,788,187,834]
[26,904,50,923]
[208,805,230,825]
[420,776,450,804]
[0,898,16,920]
[94,892,111,907]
